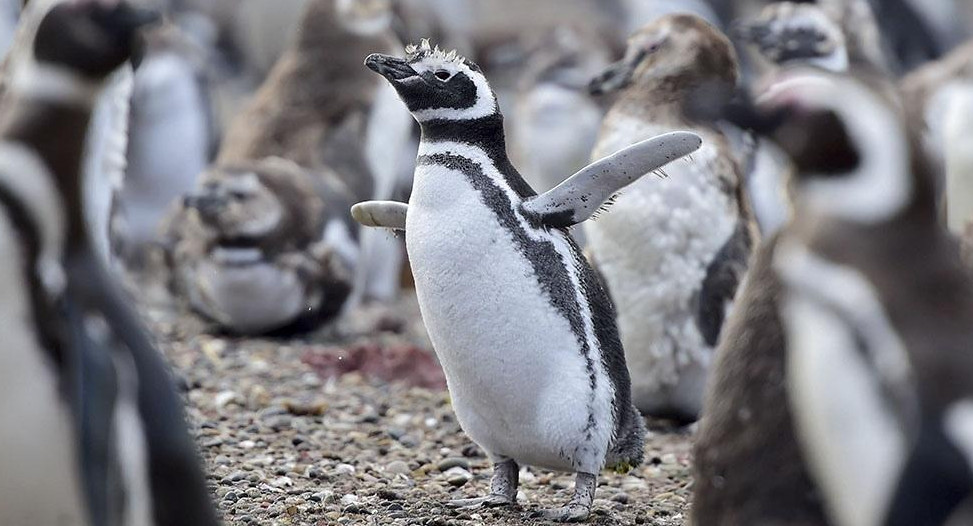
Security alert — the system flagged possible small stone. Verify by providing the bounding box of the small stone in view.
[214,390,239,409]
[377,489,403,501]
[398,434,419,448]
[238,440,256,449]
[611,492,630,504]
[436,457,469,472]
[214,455,231,465]
[443,467,472,487]
[385,460,411,475]
[270,476,293,488]
[340,494,359,506]
[335,463,356,475]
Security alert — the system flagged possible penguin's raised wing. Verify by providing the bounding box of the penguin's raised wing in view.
[351,201,408,231]
[520,131,703,228]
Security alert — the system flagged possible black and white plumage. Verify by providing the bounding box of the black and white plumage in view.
[584,14,756,423]
[761,69,973,526]
[734,2,849,72]
[355,40,700,521]
[0,1,217,525]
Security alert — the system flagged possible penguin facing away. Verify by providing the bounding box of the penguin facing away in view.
[584,14,757,423]
[354,40,701,521]
[758,68,973,526]
[0,1,218,525]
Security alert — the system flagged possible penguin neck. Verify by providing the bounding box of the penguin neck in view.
[419,112,514,169]
[0,98,94,253]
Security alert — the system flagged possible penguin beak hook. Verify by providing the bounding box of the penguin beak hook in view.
[364,53,417,81]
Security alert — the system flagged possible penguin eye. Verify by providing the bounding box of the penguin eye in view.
[434,70,452,81]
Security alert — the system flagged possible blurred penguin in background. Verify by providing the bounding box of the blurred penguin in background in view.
[0,0,218,524]
[900,39,973,231]
[114,22,212,268]
[763,68,973,526]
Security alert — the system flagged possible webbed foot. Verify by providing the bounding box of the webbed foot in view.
[529,471,596,522]
[446,458,519,509]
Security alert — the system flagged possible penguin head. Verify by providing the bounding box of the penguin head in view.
[365,39,498,123]
[31,0,160,79]
[589,14,737,96]
[734,2,848,72]
[185,159,325,247]
[752,69,920,224]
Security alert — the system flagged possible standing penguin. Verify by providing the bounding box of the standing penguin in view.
[766,69,973,526]
[353,40,702,520]
[0,1,218,525]
[584,14,756,422]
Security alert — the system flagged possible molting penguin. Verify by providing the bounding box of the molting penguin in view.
[355,40,702,521]
[585,14,757,422]
[766,69,973,526]
[166,157,355,335]
[0,1,217,525]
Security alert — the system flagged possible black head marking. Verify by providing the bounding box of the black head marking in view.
[33,0,159,79]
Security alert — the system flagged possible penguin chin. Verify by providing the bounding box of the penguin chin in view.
[337,0,392,37]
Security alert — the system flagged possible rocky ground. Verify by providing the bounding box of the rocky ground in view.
[143,292,694,526]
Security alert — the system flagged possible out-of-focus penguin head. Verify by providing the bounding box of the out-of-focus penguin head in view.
[589,14,737,96]
[734,2,849,72]
[754,69,915,225]
[185,168,286,242]
[365,39,498,123]
[31,0,159,79]
[335,0,392,37]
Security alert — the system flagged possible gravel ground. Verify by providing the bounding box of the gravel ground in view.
[141,290,694,526]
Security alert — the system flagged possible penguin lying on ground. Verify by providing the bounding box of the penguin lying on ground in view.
[767,68,973,526]
[168,0,408,333]
[166,157,355,335]
[353,40,701,521]
[583,14,757,423]
[0,1,217,525]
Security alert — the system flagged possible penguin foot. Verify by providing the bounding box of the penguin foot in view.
[447,458,519,509]
[447,493,515,509]
[529,503,591,522]
[530,471,596,522]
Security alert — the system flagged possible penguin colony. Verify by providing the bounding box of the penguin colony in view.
[3,0,973,525]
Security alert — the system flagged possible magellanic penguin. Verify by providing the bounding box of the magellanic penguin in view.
[584,14,757,422]
[0,1,218,525]
[354,40,702,521]
[165,156,355,335]
[761,68,973,526]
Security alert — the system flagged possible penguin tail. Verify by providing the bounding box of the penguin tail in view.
[604,402,647,472]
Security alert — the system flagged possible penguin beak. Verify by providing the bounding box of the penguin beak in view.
[588,58,635,96]
[365,53,418,82]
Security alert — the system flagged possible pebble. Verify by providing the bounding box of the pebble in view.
[436,457,470,472]
[335,463,356,475]
[443,467,472,487]
[386,460,411,475]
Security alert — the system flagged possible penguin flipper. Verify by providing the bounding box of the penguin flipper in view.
[520,131,703,228]
[351,201,408,231]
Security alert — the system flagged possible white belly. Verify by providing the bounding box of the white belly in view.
[193,251,307,333]
[0,213,88,526]
[406,158,611,473]
[585,117,738,414]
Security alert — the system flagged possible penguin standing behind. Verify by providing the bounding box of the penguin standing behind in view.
[900,39,973,229]
[765,69,973,526]
[0,1,217,525]
[114,23,211,266]
[584,14,756,422]
[353,40,702,520]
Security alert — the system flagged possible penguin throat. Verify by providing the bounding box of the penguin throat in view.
[419,113,509,161]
